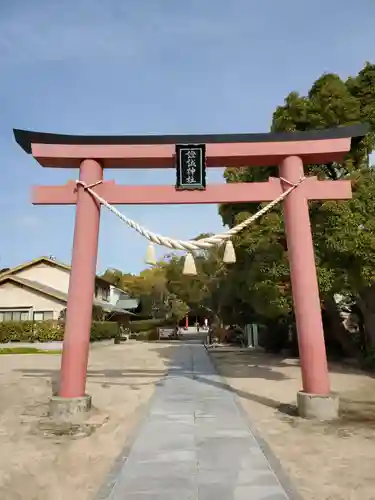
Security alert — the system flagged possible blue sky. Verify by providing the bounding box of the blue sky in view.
[0,0,374,274]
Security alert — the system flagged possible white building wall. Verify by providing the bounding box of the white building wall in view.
[0,282,64,320]
[109,285,122,305]
[15,263,71,294]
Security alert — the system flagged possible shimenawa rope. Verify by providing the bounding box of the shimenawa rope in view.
[75,176,305,251]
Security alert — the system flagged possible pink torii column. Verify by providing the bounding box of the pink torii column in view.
[59,159,103,398]
[14,125,366,419]
[279,157,330,396]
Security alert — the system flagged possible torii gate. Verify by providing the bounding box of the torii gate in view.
[14,124,367,420]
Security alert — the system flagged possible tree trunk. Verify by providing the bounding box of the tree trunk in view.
[356,287,375,349]
[323,296,365,364]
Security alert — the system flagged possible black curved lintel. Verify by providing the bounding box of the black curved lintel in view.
[13,124,369,155]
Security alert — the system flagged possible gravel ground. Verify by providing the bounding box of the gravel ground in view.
[0,341,175,500]
[209,347,375,500]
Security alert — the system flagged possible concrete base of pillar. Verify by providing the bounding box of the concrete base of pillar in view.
[297,391,339,420]
[49,395,92,423]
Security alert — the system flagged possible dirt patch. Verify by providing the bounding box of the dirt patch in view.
[0,341,175,500]
[208,348,375,500]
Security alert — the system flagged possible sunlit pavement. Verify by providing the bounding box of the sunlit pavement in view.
[99,343,294,500]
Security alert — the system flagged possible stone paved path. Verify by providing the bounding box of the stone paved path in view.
[105,343,294,499]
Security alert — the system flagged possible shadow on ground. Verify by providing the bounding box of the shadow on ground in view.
[201,347,375,430]
[153,345,296,416]
[153,344,375,427]
[15,342,375,427]
[14,345,176,395]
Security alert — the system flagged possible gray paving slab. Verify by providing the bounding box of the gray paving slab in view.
[101,343,298,500]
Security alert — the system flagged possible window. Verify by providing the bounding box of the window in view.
[0,310,30,322]
[102,287,110,301]
[33,311,54,321]
[94,282,110,301]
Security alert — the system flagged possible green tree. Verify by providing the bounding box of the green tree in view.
[100,268,128,287]
[102,264,190,323]
[162,234,237,326]
[220,62,375,358]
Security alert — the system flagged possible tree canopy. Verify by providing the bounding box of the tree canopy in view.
[102,62,375,361]
[220,62,375,356]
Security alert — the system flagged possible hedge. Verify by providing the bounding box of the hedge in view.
[0,320,119,343]
[130,318,176,333]
[90,321,119,342]
[134,329,160,341]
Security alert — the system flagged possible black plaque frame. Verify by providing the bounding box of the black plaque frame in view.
[175,144,206,191]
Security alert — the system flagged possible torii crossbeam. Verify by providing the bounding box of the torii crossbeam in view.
[14,124,367,420]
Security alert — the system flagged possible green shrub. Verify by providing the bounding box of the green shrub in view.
[0,320,63,343]
[135,328,160,341]
[0,347,61,355]
[0,321,31,342]
[135,331,148,341]
[90,321,119,341]
[130,319,178,334]
[0,320,118,343]
[130,319,164,333]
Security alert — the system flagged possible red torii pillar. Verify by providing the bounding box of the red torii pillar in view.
[14,125,366,420]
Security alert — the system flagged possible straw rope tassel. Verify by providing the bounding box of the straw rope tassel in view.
[223,240,236,264]
[183,253,197,276]
[144,243,157,265]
